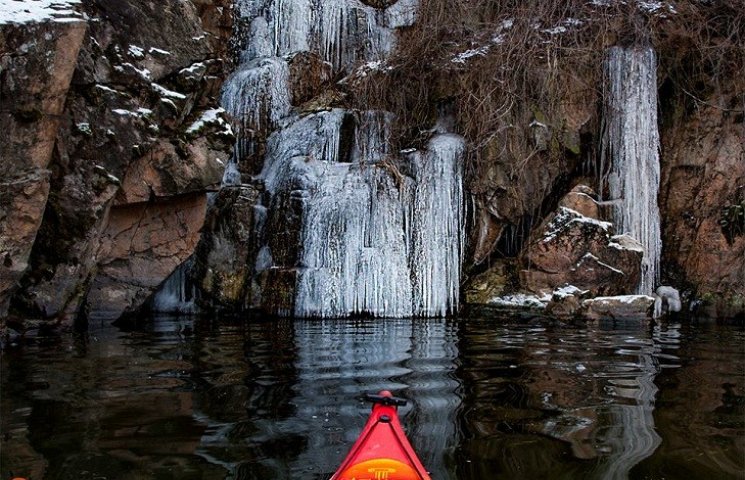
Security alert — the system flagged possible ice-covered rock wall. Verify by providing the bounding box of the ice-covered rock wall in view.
[257,110,464,317]
[193,0,464,317]
[601,46,662,294]
[236,0,418,70]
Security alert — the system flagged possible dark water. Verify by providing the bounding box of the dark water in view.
[1,316,743,480]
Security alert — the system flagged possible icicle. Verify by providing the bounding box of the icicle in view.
[221,57,291,136]
[259,109,347,195]
[244,16,273,62]
[601,46,662,294]
[272,0,313,56]
[408,134,465,317]
[294,166,414,318]
[151,258,197,314]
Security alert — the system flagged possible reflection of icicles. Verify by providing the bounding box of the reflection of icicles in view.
[221,57,291,135]
[601,46,661,294]
[408,134,465,317]
[152,258,197,314]
[288,319,461,474]
[598,342,662,480]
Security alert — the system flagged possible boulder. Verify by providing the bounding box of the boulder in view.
[519,207,643,296]
[545,285,590,318]
[559,185,600,219]
[580,295,655,320]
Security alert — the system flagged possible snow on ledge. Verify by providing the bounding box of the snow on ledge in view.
[489,294,547,309]
[0,0,85,25]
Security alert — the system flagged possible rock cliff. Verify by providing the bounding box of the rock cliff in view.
[1,0,233,325]
[1,0,742,327]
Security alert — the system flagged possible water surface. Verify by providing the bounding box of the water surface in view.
[1,316,743,479]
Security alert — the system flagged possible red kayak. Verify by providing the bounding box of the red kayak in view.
[331,391,431,480]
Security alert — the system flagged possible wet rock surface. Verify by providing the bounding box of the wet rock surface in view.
[1,0,233,324]
[660,90,745,318]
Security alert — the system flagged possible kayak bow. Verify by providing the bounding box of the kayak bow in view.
[331,391,431,480]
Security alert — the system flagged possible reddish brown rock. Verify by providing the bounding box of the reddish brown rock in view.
[519,207,643,296]
[580,295,655,320]
[86,194,209,318]
[660,91,745,317]
[468,70,594,262]
[3,0,235,324]
[288,51,332,105]
[559,186,600,220]
[0,18,88,316]
[117,138,225,204]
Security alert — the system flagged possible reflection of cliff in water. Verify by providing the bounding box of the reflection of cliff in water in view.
[632,323,745,479]
[1,318,743,480]
[456,320,666,480]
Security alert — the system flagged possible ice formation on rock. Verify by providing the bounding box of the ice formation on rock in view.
[221,57,291,136]
[255,110,464,317]
[188,0,463,318]
[152,259,197,314]
[601,46,662,294]
[236,0,418,71]
[408,135,465,317]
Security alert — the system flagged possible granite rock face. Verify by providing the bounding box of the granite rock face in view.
[1,0,233,323]
[0,16,88,316]
[659,90,745,318]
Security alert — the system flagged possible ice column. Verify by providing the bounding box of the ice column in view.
[408,134,465,317]
[601,46,662,294]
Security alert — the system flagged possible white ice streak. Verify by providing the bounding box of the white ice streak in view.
[238,0,418,71]
[221,57,291,135]
[408,134,465,317]
[601,46,661,294]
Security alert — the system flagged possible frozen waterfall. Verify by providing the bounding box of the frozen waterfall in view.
[236,0,418,71]
[257,110,464,318]
[408,135,465,317]
[601,46,662,294]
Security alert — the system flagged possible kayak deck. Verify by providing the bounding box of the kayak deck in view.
[331,391,431,480]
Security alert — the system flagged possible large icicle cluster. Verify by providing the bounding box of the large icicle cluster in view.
[408,135,465,317]
[601,46,662,294]
[236,0,418,71]
[259,110,465,318]
[178,0,465,318]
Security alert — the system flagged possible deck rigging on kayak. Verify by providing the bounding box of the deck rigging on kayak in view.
[331,391,431,480]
